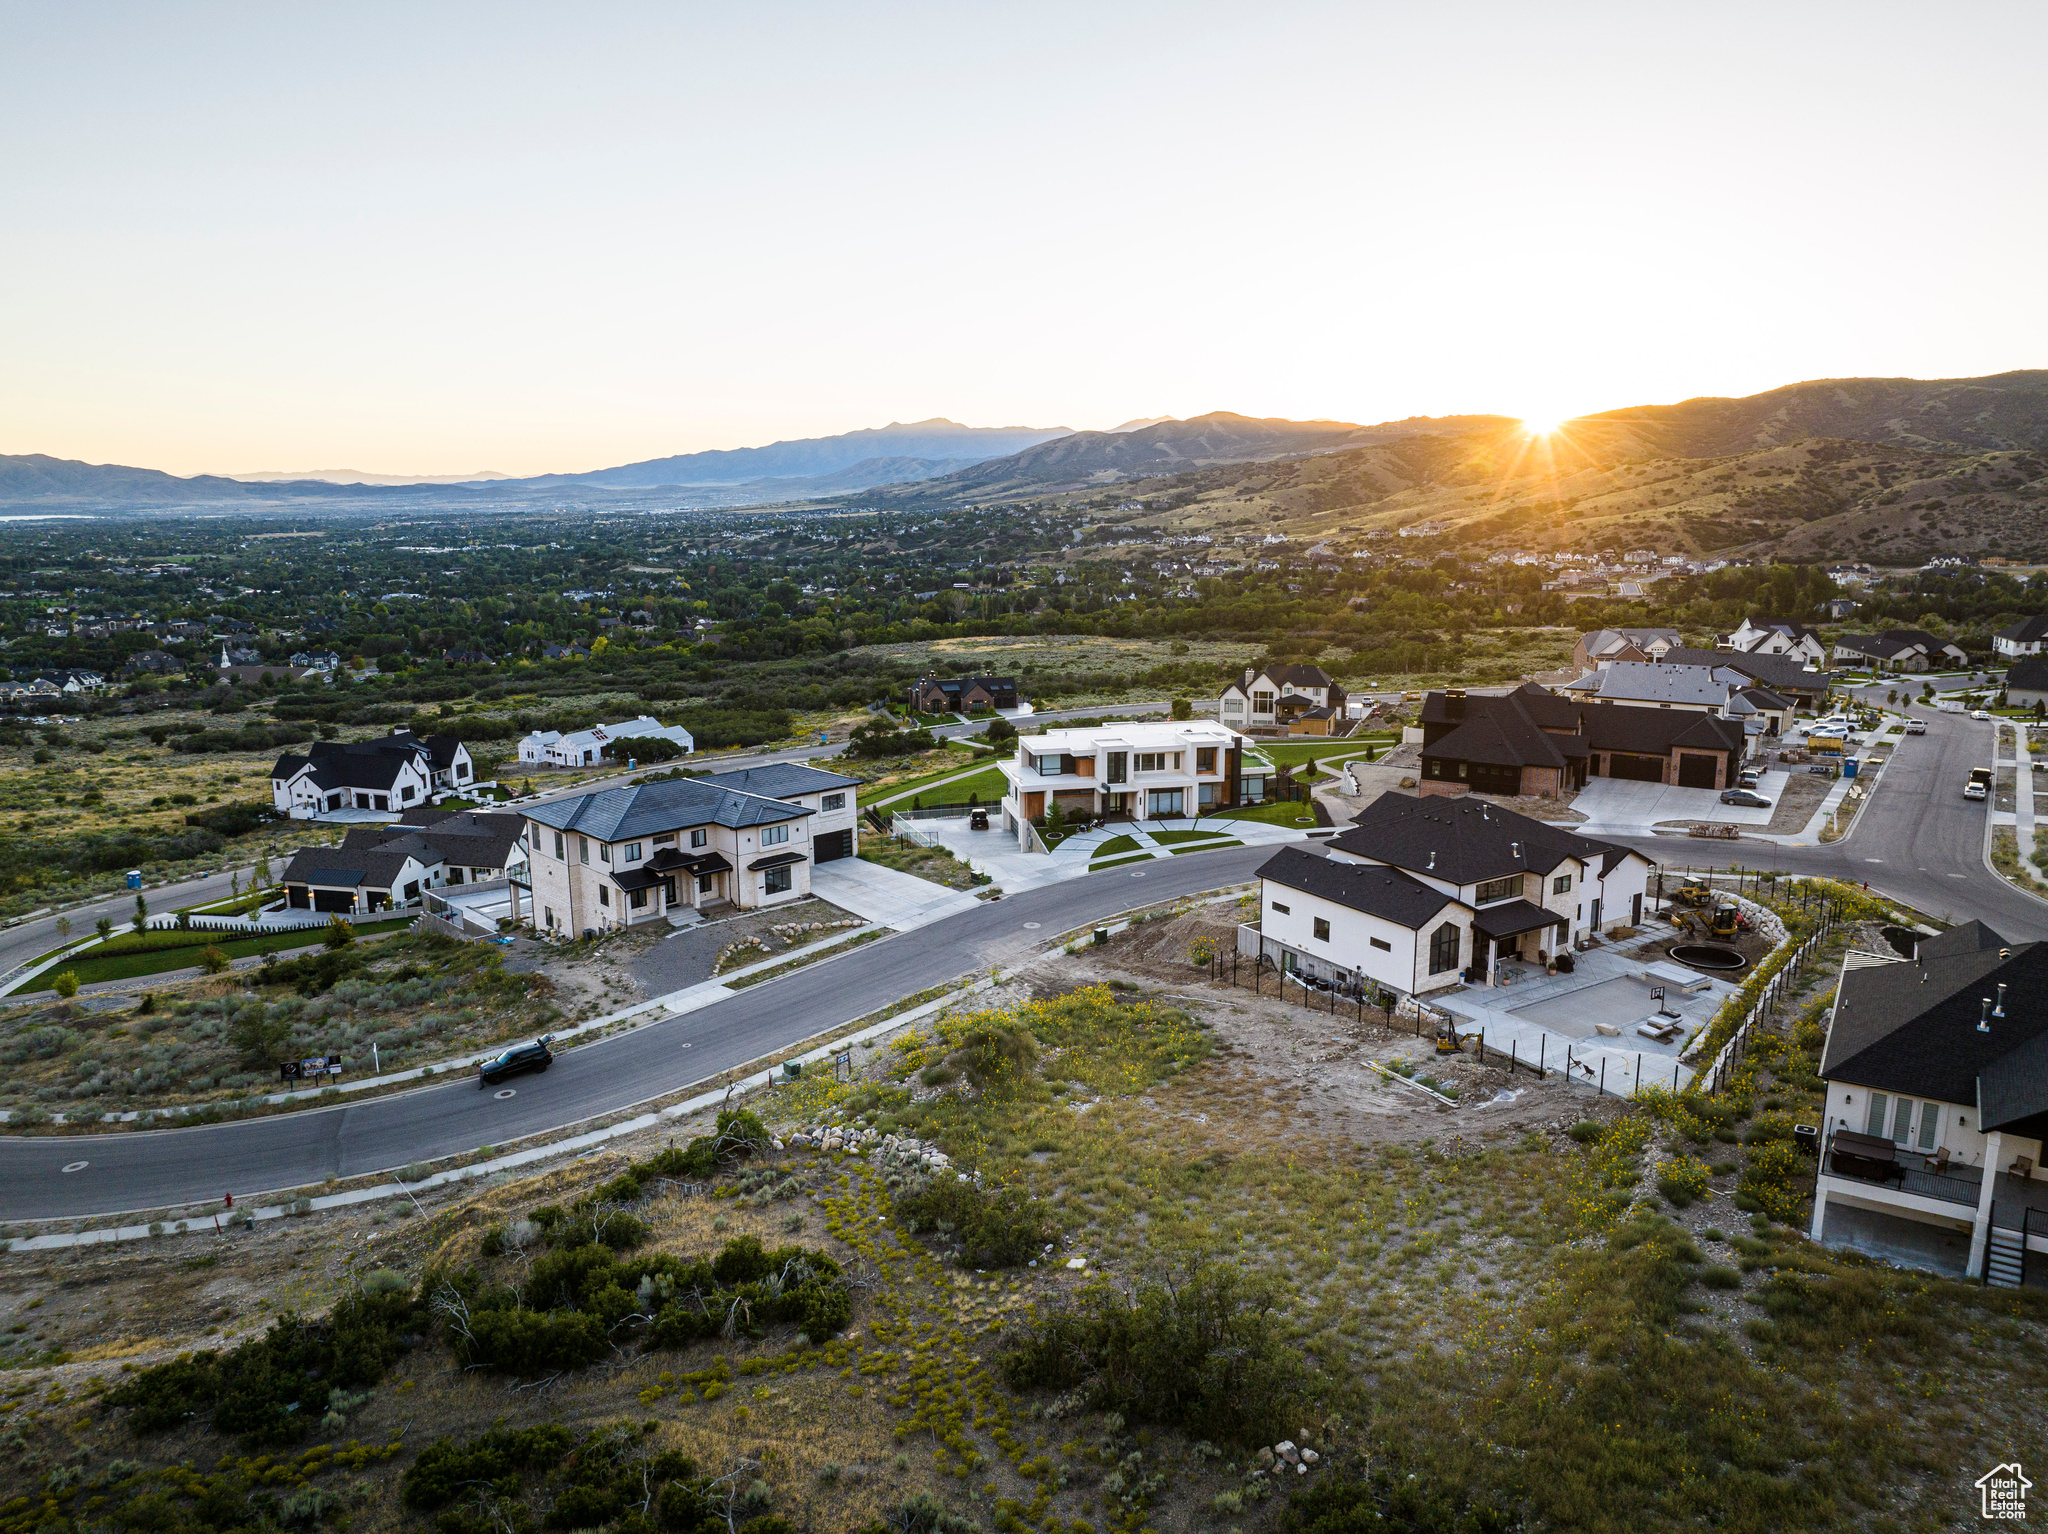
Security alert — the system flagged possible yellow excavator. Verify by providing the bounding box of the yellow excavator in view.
[1708,901,1743,939]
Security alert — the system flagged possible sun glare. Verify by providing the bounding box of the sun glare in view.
[1520,417,1563,438]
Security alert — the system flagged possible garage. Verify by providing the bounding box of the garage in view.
[814,829,854,863]
[1606,753,1666,783]
[1677,752,1719,789]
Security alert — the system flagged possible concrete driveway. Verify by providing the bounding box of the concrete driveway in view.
[807,857,986,931]
[1574,770,1788,833]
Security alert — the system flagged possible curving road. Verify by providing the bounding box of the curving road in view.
[7,691,2039,1224]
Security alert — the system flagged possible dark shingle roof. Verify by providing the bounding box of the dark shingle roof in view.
[1327,792,1640,887]
[1660,647,1829,693]
[1470,899,1569,938]
[525,776,810,842]
[2007,655,2048,692]
[1821,941,2048,1114]
[1998,615,2048,644]
[704,763,861,799]
[1253,846,1461,929]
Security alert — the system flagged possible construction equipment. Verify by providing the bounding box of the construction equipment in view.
[1672,882,1714,908]
[1708,901,1741,939]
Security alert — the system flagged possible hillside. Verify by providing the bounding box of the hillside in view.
[868,410,1515,502]
[517,418,1072,489]
[1058,409,2048,563]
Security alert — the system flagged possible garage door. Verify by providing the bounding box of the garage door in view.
[1607,753,1666,783]
[814,829,854,863]
[1677,753,1718,789]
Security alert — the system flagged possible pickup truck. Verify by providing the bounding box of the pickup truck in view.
[1965,766,1992,801]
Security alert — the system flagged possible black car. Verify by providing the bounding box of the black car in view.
[479,1038,553,1087]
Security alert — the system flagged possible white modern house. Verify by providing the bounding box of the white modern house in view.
[521,774,818,935]
[1811,921,2048,1287]
[517,715,695,768]
[1247,793,1653,997]
[999,720,1251,847]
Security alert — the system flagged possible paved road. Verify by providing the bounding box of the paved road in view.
[0,840,1274,1221]
[12,688,2039,1223]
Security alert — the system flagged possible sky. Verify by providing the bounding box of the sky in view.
[2,1,2045,479]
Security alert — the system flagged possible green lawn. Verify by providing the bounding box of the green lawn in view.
[1168,838,1241,853]
[855,746,990,806]
[1089,853,1154,871]
[902,765,1008,809]
[1150,828,1221,844]
[44,919,413,989]
[1256,735,1395,769]
[1211,799,1321,828]
[1091,834,1141,862]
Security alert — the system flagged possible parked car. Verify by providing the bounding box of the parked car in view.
[1719,788,1771,808]
[479,1037,554,1087]
[1972,709,1993,721]
[968,807,990,830]
[1737,770,1761,789]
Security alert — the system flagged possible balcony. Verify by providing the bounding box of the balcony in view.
[1824,1128,2048,1223]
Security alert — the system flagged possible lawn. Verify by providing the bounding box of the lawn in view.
[1168,838,1241,853]
[1091,833,1141,860]
[45,918,414,988]
[895,765,1007,810]
[1151,828,1229,844]
[1089,852,1155,870]
[854,745,990,806]
[1211,798,1320,828]
[1257,736,1394,769]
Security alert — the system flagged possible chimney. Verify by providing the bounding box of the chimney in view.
[1446,686,1466,719]
[1979,999,1992,1034]
[1511,841,1522,860]
[1995,983,2007,1017]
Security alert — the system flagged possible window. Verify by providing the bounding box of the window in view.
[653,832,676,845]
[691,828,708,848]
[1369,936,1391,952]
[1428,922,1460,975]
[1864,1092,1890,1138]
[1136,752,1167,773]
[1105,751,1127,785]
[598,886,610,907]
[1146,788,1184,817]
[578,836,589,865]
[1552,874,1572,895]
[624,842,643,863]
[1270,901,1291,915]
[456,762,470,779]
[554,831,565,860]
[762,824,790,846]
[765,866,792,894]
[1223,697,1243,714]
[822,792,845,811]
[1196,747,1216,773]
[698,874,717,894]
[629,888,647,909]
[1313,917,1330,941]
[1474,876,1519,905]
[599,842,612,864]
[1253,690,1275,713]
[544,905,555,928]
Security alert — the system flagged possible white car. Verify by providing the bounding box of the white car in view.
[1972,709,1993,721]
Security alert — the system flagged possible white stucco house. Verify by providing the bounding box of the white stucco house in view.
[518,715,694,768]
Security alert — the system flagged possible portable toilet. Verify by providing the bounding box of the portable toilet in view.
[1841,757,1858,779]
[126,869,143,890]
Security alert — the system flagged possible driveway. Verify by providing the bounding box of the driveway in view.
[1574,771,1788,833]
[807,857,986,931]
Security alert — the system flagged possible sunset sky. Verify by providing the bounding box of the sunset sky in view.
[3,2,2044,479]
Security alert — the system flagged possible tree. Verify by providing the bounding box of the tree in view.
[54,917,71,940]
[324,914,357,950]
[133,893,149,933]
[201,945,231,975]
[52,971,79,999]
[231,871,242,899]
[1170,697,1192,720]
[95,916,113,942]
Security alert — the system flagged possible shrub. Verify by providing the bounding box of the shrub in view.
[896,1177,1053,1269]
[998,1265,1302,1444]
[1566,1120,1605,1144]
[1282,1472,1515,1534]
[201,944,231,975]
[51,970,79,999]
[400,1424,577,1508]
[323,914,356,950]
[462,1308,610,1374]
[1738,1140,1808,1224]
[1656,1155,1712,1208]
[1187,935,1216,966]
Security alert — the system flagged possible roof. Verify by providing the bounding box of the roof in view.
[1661,647,1831,693]
[525,776,811,842]
[1564,662,1743,708]
[703,763,861,799]
[1741,685,1794,710]
[281,840,430,890]
[1915,919,2010,962]
[272,734,436,792]
[2008,655,2048,693]
[1998,615,2048,643]
[1253,845,1461,929]
[1580,628,1679,657]
[1328,791,1643,888]
[1470,899,1570,939]
[1821,937,2048,1128]
[1742,617,1821,642]
[1421,683,1738,769]
[1260,662,1336,689]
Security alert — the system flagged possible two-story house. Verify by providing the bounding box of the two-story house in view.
[1247,793,1653,997]
[516,715,696,768]
[1417,683,1747,796]
[522,775,820,935]
[270,731,471,818]
[278,808,526,914]
[1571,628,1682,672]
[908,675,1020,714]
[1726,618,1829,666]
[999,721,1247,846]
[1218,664,1347,734]
[1830,630,1970,673]
[699,763,862,863]
[1810,921,2048,1286]
[1995,616,2048,659]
